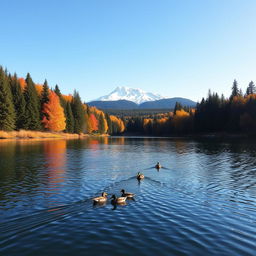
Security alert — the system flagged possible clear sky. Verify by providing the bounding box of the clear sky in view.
[1,0,256,102]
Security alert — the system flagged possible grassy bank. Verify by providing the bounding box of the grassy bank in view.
[0,130,84,139]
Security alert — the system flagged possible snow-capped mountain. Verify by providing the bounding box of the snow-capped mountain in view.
[95,86,164,104]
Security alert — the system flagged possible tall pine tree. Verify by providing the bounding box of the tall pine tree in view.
[65,102,74,133]
[0,67,16,130]
[23,73,41,130]
[41,79,50,124]
[246,81,256,95]
[10,73,26,129]
[230,79,239,100]
[71,90,85,133]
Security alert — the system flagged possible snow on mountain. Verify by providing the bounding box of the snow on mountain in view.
[95,86,164,104]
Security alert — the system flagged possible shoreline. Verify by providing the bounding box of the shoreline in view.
[0,130,109,140]
[120,132,251,139]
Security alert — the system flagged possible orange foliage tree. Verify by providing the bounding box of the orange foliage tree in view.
[42,91,66,131]
[18,78,26,90]
[89,113,98,132]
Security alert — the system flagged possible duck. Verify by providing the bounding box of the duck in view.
[155,162,162,169]
[137,172,145,180]
[121,189,135,198]
[111,194,127,204]
[92,192,108,204]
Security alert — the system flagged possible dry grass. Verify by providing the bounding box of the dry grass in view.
[0,130,82,139]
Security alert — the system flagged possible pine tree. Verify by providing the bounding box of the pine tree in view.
[105,113,112,134]
[174,102,182,115]
[10,73,26,129]
[230,79,239,99]
[0,67,16,130]
[246,81,256,95]
[23,73,41,130]
[54,84,61,97]
[41,79,50,105]
[65,102,74,133]
[98,113,105,134]
[71,90,85,133]
[41,79,50,123]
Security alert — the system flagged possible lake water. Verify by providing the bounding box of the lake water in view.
[0,137,256,256]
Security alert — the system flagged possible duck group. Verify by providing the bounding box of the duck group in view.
[92,162,161,206]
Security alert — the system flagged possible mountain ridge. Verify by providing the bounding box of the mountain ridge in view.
[95,86,164,104]
[88,98,196,110]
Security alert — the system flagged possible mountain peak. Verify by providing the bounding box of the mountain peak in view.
[95,86,164,104]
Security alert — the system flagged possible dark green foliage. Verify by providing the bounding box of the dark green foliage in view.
[230,79,239,99]
[174,102,182,115]
[54,84,61,97]
[23,73,41,130]
[10,73,26,129]
[65,102,74,133]
[41,79,50,123]
[246,81,256,95]
[105,113,112,134]
[41,80,50,105]
[98,113,105,134]
[71,90,85,134]
[0,67,16,130]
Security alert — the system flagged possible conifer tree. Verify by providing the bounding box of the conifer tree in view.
[230,79,239,99]
[0,67,16,130]
[54,84,61,96]
[65,102,74,133]
[105,113,112,134]
[41,79,50,105]
[54,84,67,118]
[23,73,41,130]
[71,90,85,133]
[98,113,105,134]
[41,79,50,123]
[10,73,26,129]
[246,81,256,95]
[174,102,182,115]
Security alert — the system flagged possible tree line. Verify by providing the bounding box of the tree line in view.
[0,66,124,134]
[123,80,256,135]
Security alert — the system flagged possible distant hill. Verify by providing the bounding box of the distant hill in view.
[88,97,196,110]
[139,98,196,109]
[88,100,138,109]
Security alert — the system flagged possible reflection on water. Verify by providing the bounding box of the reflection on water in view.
[0,137,256,256]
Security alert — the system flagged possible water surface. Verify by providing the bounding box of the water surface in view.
[0,137,256,255]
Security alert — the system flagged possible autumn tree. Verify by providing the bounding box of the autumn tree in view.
[42,91,66,131]
[89,113,98,132]
[0,67,16,130]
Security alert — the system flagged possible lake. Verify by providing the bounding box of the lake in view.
[0,137,256,255]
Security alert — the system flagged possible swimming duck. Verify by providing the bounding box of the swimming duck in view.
[92,192,108,203]
[137,172,145,180]
[121,189,135,198]
[155,162,162,169]
[111,194,127,204]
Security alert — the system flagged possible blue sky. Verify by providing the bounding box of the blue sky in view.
[1,0,256,102]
